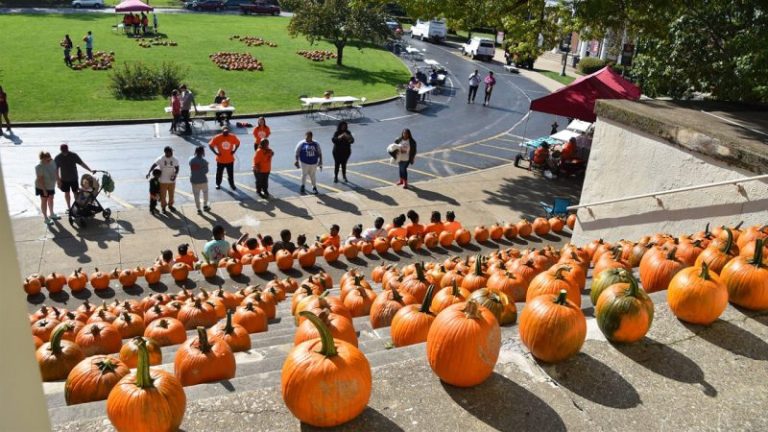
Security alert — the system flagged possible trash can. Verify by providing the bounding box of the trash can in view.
[572,55,580,68]
[405,89,419,111]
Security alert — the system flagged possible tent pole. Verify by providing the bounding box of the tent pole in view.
[521,111,531,139]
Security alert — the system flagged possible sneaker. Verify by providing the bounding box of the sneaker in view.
[333,177,338,183]
[231,185,237,191]
[263,192,270,199]
[162,208,170,215]
[312,187,318,194]
[197,209,202,214]
[44,218,53,226]
[300,186,305,194]
[50,214,61,220]
[343,176,348,183]
[215,185,221,190]
[203,205,211,211]
[168,205,177,212]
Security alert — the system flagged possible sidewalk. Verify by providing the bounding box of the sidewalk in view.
[492,48,578,93]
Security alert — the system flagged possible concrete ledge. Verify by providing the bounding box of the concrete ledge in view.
[595,99,768,174]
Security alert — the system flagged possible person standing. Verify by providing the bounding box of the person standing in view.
[467,70,480,103]
[253,139,273,198]
[179,84,198,135]
[252,116,270,150]
[483,71,496,106]
[54,144,93,211]
[331,121,354,183]
[61,35,73,67]
[394,128,416,189]
[140,13,148,34]
[35,152,59,226]
[0,86,11,135]
[146,146,179,214]
[294,131,322,195]
[208,126,240,190]
[83,31,93,61]
[153,13,158,33]
[169,89,181,134]
[189,146,211,214]
[550,121,559,135]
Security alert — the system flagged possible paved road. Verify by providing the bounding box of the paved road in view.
[1,38,562,218]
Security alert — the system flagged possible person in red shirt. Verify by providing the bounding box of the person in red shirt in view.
[406,210,425,238]
[252,116,271,150]
[443,211,463,234]
[387,214,408,239]
[559,137,577,161]
[169,89,181,134]
[424,211,444,235]
[208,126,240,190]
[253,139,273,198]
[175,243,197,268]
[321,224,341,249]
[533,142,550,166]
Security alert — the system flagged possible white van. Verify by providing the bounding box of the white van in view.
[410,19,447,43]
[72,0,104,7]
[462,37,495,61]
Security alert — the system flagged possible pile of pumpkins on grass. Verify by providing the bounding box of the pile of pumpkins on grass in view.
[230,35,278,48]
[22,216,575,298]
[135,36,179,49]
[209,52,264,71]
[296,49,337,62]
[30,221,768,430]
[70,51,115,71]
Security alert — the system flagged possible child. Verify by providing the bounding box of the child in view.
[149,168,161,215]
[424,211,444,235]
[387,214,407,239]
[175,243,197,268]
[156,249,174,273]
[271,229,296,255]
[443,211,463,234]
[76,174,95,207]
[321,224,341,249]
[75,46,84,63]
[170,90,181,134]
[227,233,250,260]
[261,235,274,253]
[202,225,231,263]
[345,224,363,246]
[253,139,273,198]
[362,217,386,241]
[406,210,424,238]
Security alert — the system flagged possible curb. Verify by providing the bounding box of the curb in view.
[10,96,402,128]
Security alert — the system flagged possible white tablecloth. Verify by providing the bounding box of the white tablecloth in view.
[301,96,360,106]
[164,104,235,114]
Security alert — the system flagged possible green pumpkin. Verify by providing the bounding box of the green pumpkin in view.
[595,271,654,343]
[589,267,634,305]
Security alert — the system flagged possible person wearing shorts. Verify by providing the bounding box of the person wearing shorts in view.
[146,146,179,214]
[54,143,93,211]
[35,151,59,225]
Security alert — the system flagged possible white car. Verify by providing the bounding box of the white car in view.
[410,19,447,43]
[462,37,495,61]
[72,0,104,8]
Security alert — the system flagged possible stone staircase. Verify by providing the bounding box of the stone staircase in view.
[45,287,428,427]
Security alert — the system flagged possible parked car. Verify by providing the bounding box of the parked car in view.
[223,0,252,8]
[462,37,495,61]
[239,0,280,15]
[72,0,103,8]
[184,0,225,11]
[386,20,402,32]
[410,19,447,43]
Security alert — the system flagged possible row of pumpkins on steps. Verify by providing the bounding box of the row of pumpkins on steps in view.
[33,222,768,430]
[22,216,576,297]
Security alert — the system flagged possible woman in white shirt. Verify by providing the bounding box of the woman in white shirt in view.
[393,128,416,189]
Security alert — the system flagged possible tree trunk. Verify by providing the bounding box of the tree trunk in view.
[335,41,345,66]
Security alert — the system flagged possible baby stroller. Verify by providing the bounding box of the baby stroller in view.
[68,171,114,228]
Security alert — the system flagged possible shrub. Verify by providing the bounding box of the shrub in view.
[577,57,606,75]
[109,62,186,100]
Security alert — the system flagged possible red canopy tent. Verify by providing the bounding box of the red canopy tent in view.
[529,66,641,122]
[115,0,153,12]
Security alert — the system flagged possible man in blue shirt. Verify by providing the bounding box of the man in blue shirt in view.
[84,31,93,61]
[294,131,322,195]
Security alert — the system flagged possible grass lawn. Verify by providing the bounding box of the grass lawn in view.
[536,70,577,85]
[0,14,410,122]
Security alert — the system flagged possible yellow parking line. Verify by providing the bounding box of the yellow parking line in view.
[496,137,521,143]
[234,181,258,193]
[419,155,480,170]
[278,172,344,194]
[105,193,136,209]
[175,189,194,199]
[473,142,520,152]
[345,168,393,185]
[374,161,438,178]
[453,148,511,162]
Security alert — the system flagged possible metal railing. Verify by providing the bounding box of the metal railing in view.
[568,173,768,210]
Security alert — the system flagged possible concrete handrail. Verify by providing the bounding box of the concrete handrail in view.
[568,174,768,210]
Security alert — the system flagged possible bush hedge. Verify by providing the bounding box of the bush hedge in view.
[577,57,606,74]
[109,62,185,100]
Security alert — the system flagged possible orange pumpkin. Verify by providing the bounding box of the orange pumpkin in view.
[342,243,360,259]
[294,309,357,347]
[532,217,551,236]
[209,309,251,352]
[516,219,533,237]
[75,322,122,357]
[526,266,580,307]
[282,311,371,427]
[720,238,768,310]
[169,262,189,283]
[113,312,145,339]
[107,338,186,432]
[45,272,67,294]
[23,274,44,296]
[438,230,455,247]
[667,263,728,325]
[373,237,389,254]
[144,318,186,347]
[461,255,488,292]
[199,260,218,278]
[342,283,377,317]
[454,228,471,246]
[276,249,294,271]
[426,301,500,387]
[233,301,268,333]
[566,214,576,229]
[90,268,111,291]
[424,231,439,248]
[36,324,85,381]
[503,222,518,239]
[519,289,586,363]
[473,225,490,243]
[391,285,436,347]
[64,355,130,405]
[695,228,737,274]
[31,318,60,342]
[370,286,416,329]
[177,298,218,330]
[430,280,470,314]
[639,247,685,293]
[595,271,654,343]
[143,266,162,285]
[399,262,432,303]
[323,245,340,263]
[390,236,407,252]
[549,217,565,233]
[175,326,236,386]
[118,337,162,369]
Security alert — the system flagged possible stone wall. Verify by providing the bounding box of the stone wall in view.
[571,101,768,244]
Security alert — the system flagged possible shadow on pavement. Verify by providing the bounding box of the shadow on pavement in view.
[683,319,768,361]
[541,352,641,409]
[484,175,582,219]
[407,185,459,205]
[299,406,405,432]
[442,372,566,431]
[616,336,717,397]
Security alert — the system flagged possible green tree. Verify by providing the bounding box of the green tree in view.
[282,0,393,66]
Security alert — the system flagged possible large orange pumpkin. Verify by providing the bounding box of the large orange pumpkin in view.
[639,247,685,293]
[516,219,533,237]
[454,228,471,246]
[107,338,186,432]
[532,217,551,236]
[65,355,130,405]
[595,271,654,343]
[209,309,251,352]
[694,228,737,274]
[36,324,85,381]
[370,286,416,329]
[294,309,357,347]
[526,266,580,307]
[75,322,122,357]
[391,285,436,347]
[282,311,371,427]
[473,225,490,243]
[461,255,488,292]
[177,298,218,330]
[90,268,111,291]
[438,230,454,247]
[667,263,728,325]
[720,238,768,310]
[430,280,470,314]
[119,336,163,368]
[45,272,67,294]
[426,301,500,387]
[519,289,586,363]
[175,326,236,386]
[113,312,146,339]
[233,301,268,333]
[144,318,186,347]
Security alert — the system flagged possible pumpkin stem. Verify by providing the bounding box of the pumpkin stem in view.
[420,285,436,314]
[299,311,337,357]
[554,266,570,279]
[48,324,71,356]
[197,326,212,353]
[224,309,235,334]
[625,271,640,297]
[554,289,568,306]
[749,239,764,267]
[704,222,711,237]
[98,351,121,373]
[390,285,404,303]
[122,312,132,323]
[474,254,483,276]
[735,221,744,230]
[451,279,460,297]
[721,228,733,254]
[462,300,481,319]
[415,262,426,281]
[134,337,155,389]
[666,247,678,261]
[700,262,712,280]
[158,319,169,329]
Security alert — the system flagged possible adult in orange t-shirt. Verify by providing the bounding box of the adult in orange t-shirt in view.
[559,137,577,161]
[208,126,240,190]
[443,211,462,234]
[252,116,271,150]
[252,139,274,198]
[387,214,408,239]
[424,211,444,235]
[406,210,424,237]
